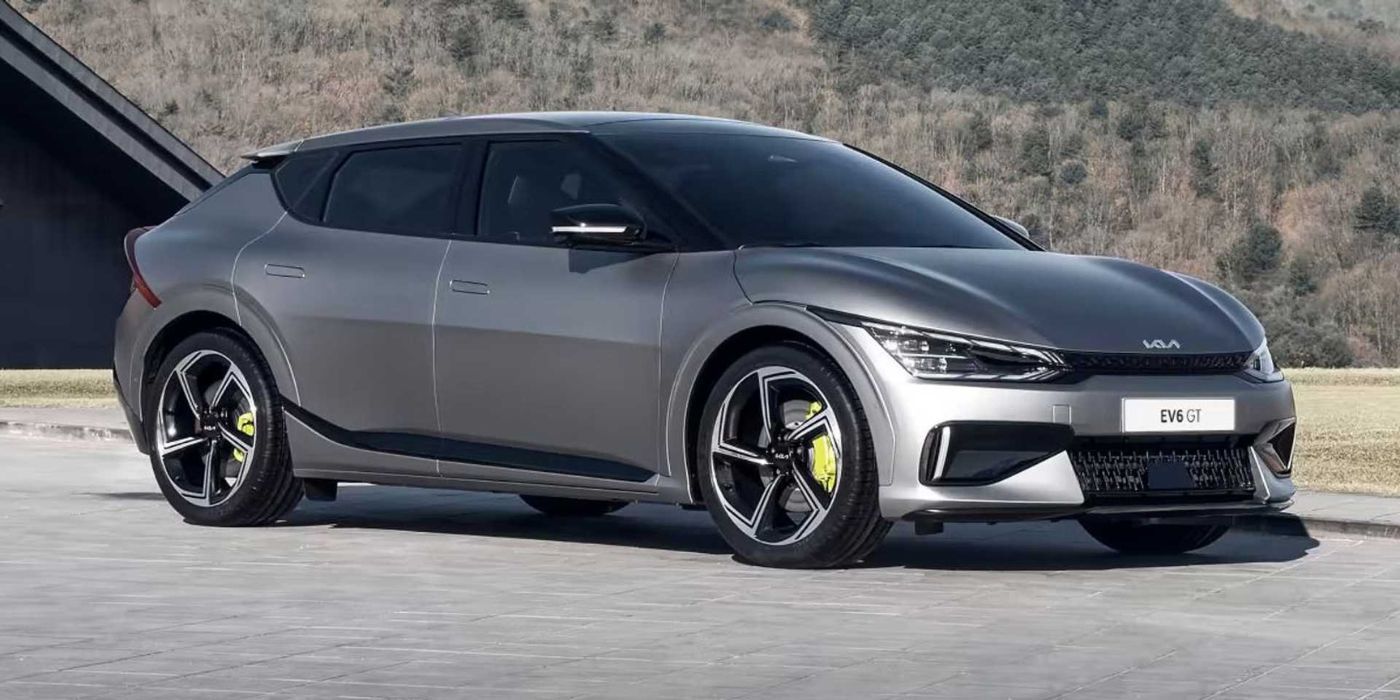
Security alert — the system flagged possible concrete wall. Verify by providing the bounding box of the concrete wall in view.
[0,95,181,368]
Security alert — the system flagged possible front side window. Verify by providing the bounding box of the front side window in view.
[477,140,631,245]
[600,133,1024,250]
[322,144,460,235]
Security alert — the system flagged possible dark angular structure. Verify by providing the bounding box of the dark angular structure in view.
[0,2,220,368]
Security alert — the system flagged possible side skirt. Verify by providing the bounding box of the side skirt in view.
[281,400,670,501]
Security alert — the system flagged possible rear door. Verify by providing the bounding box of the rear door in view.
[235,141,467,472]
[432,136,678,485]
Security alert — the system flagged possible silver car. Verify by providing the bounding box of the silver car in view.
[113,112,1296,568]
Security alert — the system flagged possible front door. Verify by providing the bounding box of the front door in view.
[433,137,677,485]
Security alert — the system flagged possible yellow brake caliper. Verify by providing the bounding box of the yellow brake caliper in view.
[232,412,255,463]
[806,401,836,492]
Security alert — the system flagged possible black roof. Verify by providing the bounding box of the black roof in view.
[0,3,222,199]
[247,112,827,160]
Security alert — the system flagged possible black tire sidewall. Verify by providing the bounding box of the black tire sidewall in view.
[144,330,296,526]
[697,343,883,568]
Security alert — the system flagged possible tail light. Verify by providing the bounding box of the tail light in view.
[124,226,161,308]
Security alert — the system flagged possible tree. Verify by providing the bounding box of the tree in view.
[1354,187,1400,236]
[1218,222,1283,284]
[1019,125,1052,178]
[1190,138,1216,198]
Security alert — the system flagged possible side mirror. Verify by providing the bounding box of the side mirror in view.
[993,215,1029,238]
[550,204,647,248]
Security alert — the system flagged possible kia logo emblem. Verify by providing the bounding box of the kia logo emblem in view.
[1142,339,1182,350]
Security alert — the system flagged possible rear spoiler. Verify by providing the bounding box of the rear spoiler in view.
[240,138,303,163]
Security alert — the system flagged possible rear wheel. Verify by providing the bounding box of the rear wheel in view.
[697,344,890,568]
[519,495,628,517]
[145,330,301,526]
[1080,518,1229,555]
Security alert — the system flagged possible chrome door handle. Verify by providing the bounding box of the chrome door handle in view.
[265,264,305,279]
[449,279,489,295]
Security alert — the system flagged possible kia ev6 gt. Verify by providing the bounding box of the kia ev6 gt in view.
[113,113,1296,568]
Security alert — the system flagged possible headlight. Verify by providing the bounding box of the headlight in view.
[1243,341,1284,383]
[862,322,1066,381]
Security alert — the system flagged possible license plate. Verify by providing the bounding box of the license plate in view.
[1122,398,1235,433]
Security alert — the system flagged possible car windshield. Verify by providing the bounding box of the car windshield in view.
[600,133,1024,250]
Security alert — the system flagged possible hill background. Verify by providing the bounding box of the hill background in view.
[15,0,1400,366]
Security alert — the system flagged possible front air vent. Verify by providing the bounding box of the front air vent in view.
[1058,351,1251,376]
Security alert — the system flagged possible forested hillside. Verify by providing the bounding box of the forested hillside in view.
[804,0,1400,110]
[15,0,1400,366]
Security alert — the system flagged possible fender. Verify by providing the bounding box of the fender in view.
[124,287,299,423]
[662,302,898,504]
[229,288,300,405]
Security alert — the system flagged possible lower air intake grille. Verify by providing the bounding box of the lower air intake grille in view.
[1070,440,1255,504]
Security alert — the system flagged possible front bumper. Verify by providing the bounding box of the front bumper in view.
[839,327,1298,521]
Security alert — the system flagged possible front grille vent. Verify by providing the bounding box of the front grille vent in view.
[1070,440,1255,503]
[1058,351,1250,375]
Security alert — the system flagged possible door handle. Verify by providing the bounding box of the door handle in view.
[449,279,489,295]
[265,264,305,279]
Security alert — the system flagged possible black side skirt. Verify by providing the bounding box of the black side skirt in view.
[282,401,654,483]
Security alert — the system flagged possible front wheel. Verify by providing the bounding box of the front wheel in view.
[145,330,302,526]
[1080,519,1229,555]
[697,344,890,568]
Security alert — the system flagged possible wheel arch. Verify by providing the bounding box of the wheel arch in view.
[137,307,296,420]
[667,304,896,504]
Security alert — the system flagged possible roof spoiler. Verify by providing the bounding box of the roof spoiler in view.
[241,138,303,163]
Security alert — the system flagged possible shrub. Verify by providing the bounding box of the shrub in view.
[964,112,993,153]
[1059,161,1088,186]
[643,22,667,45]
[758,9,794,33]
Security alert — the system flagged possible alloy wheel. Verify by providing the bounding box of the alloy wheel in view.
[155,350,257,507]
[709,366,843,545]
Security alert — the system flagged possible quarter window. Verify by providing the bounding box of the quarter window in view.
[322,144,460,235]
[272,151,336,220]
[477,141,630,245]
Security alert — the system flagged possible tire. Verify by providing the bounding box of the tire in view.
[144,330,302,526]
[696,343,890,568]
[520,495,628,517]
[1080,518,1229,555]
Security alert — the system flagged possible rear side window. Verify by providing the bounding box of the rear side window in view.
[273,151,337,220]
[322,144,461,235]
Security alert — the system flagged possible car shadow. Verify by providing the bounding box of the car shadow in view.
[266,484,1320,571]
[86,491,168,501]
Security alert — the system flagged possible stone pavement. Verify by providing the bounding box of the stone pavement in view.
[3,434,1400,699]
[5,406,1400,539]
[0,407,131,442]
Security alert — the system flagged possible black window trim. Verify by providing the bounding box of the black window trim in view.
[273,136,475,239]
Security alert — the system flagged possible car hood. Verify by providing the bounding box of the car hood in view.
[734,247,1263,355]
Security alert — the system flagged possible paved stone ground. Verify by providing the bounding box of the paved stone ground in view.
[3,435,1400,699]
